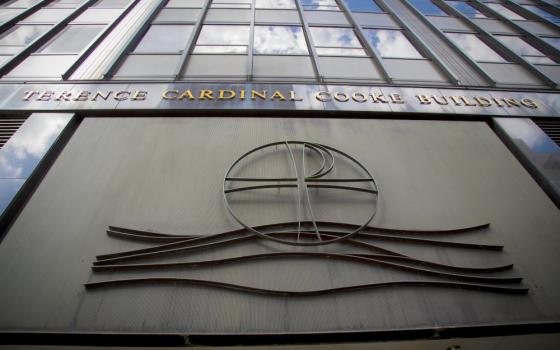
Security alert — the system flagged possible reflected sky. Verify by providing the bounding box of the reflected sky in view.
[4,0,43,7]
[446,32,505,62]
[39,25,104,53]
[134,25,193,53]
[254,26,308,54]
[310,27,361,47]
[494,35,554,64]
[0,114,72,215]
[255,0,296,9]
[485,3,525,20]
[522,5,560,23]
[0,114,72,179]
[446,1,487,18]
[542,36,560,49]
[301,0,339,11]
[409,0,447,16]
[0,25,51,46]
[364,29,423,58]
[342,0,382,13]
[196,25,250,45]
[497,118,560,154]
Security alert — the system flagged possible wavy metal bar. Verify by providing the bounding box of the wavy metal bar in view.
[306,185,378,194]
[84,278,529,295]
[91,252,521,284]
[224,184,298,194]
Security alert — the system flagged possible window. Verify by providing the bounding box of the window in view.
[211,0,251,9]
[256,0,296,9]
[364,29,423,58]
[446,1,487,18]
[46,0,87,8]
[409,0,447,16]
[0,25,50,46]
[342,0,382,13]
[38,25,104,53]
[92,0,130,7]
[541,36,560,48]
[494,35,555,64]
[310,27,366,56]
[193,25,250,53]
[485,3,525,20]
[134,25,193,53]
[446,32,506,62]
[301,0,340,11]
[3,0,42,8]
[253,26,308,54]
[522,5,560,24]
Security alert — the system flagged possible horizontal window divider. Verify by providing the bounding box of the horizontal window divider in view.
[28,52,79,56]
[381,57,431,61]
[128,52,184,55]
[0,0,46,34]
[253,54,310,57]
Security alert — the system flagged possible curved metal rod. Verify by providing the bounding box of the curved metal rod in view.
[305,143,335,179]
[91,252,521,284]
[303,143,327,178]
[306,184,378,194]
[225,177,297,182]
[84,278,529,295]
[224,184,297,194]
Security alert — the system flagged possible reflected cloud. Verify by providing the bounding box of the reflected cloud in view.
[255,0,296,9]
[446,1,487,18]
[365,29,422,58]
[0,114,72,179]
[310,27,361,48]
[0,24,51,46]
[253,26,308,54]
[446,33,505,62]
[301,0,339,10]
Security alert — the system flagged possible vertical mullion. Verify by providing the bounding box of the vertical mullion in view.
[442,0,556,87]
[376,0,460,85]
[0,0,53,34]
[102,0,169,80]
[173,0,212,80]
[247,0,255,80]
[335,0,393,83]
[0,0,98,77]
[61,0,141,80]
[294,0,322,82]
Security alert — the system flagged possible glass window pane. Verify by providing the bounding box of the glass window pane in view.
[196,25,250,45]
[39,25,104,53]
[525,56,555,64]
[301,0,340,11]
[541,36,560,48]
[4,0,42,8]
[0,25,50,46]
[446,32,506,62]
[409,0,447,16]
[342,0,382,13]
[315,47,366,56]
[446,1,487,18]
[93,0,130,7]
[154,8,200,22]
[364,29,423,58]
[485,3,525,20]
[522,5,560,23]
[310,27,362,48]
[256,0,296,9]
[193,45,246,53]
[166,0,205,7]
[254,26,308,54]
[23,9,74,22]
[494,35,543,56]
[134,25,193,53]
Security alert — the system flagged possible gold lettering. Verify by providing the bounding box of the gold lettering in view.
[92,91,111,101]
[449,96,462,106]
[218,90,236,100]
[416,94,431,105]
[199,89,214,100]
[270,90,287,101]
[315,91,331,102]
[251,90,267,100]
[162,90,178,100]
[54,91,72,101]
[73,91,90,101]
[131,90,147,101]
[520,98,538,109]
[389,93,404,104]
[431,95,448,105]
[460,96,476,106]
[505,98,520,107]
[289,90,303,101]
[334,92,349,102]
[239,89,246,100]
[114,91,130,101]
[352,92,367,103]
[22,91,37,101]
[178,90,195,100]
[474,97,491,107]
[493,98,505,107]
[370,92,388,103]
[37,91,53,101]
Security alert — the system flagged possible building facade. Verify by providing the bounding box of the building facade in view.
[1,0,560,348]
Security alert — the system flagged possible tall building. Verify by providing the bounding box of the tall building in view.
[0,0,560,348]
